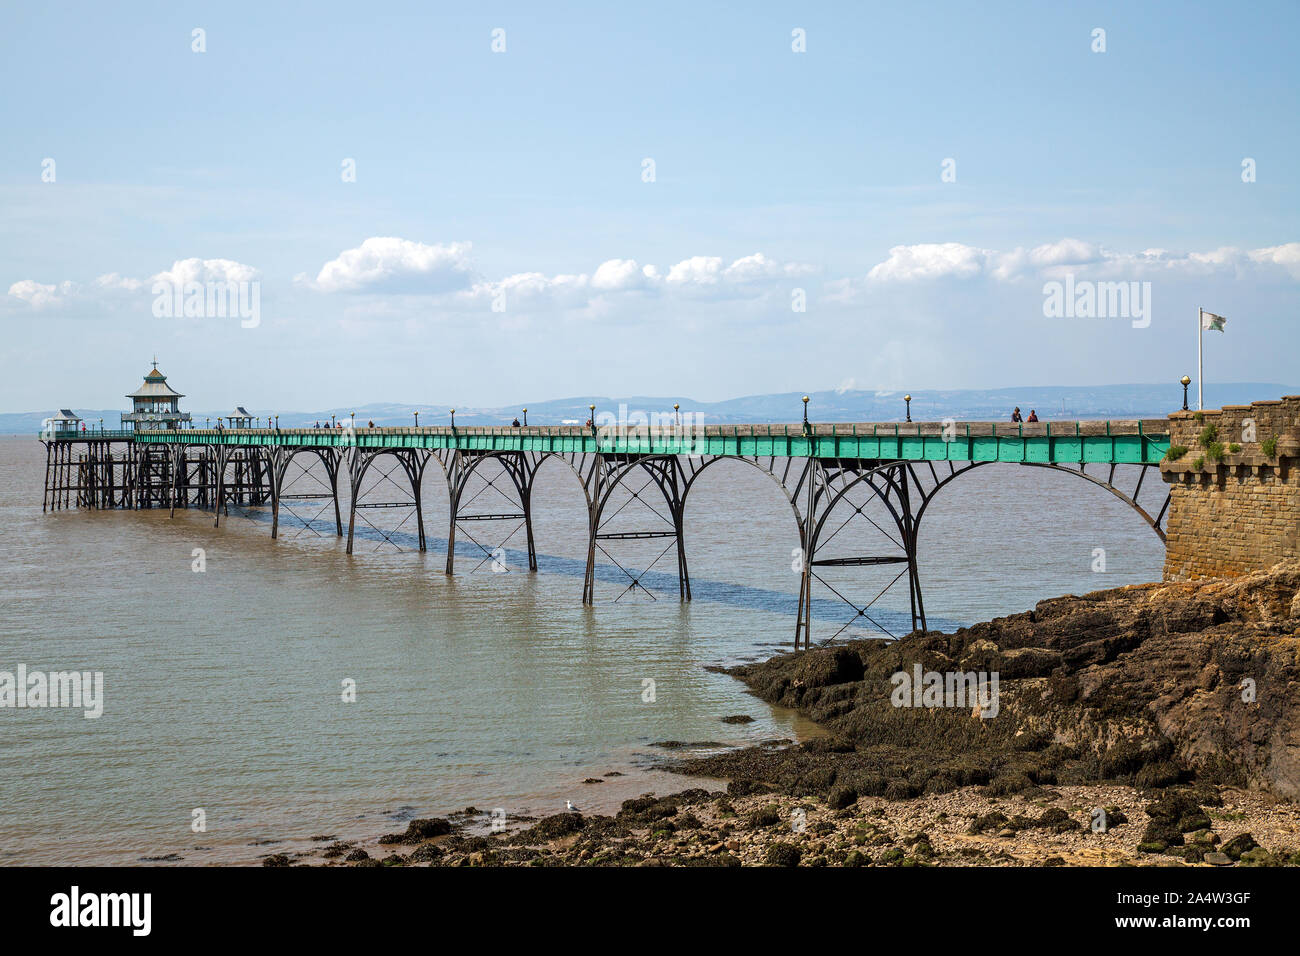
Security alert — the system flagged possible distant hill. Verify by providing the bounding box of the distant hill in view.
[3,382,1295,433]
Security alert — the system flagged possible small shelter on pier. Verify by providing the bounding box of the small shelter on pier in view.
[47,409,83,435]
[227,406,254,428]
[122,362,192,431]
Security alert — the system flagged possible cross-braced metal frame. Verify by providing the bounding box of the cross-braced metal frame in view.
[344,448,429,554]
[270,447,345,540]
[579,454,691,604]
[443,450,540,575]
[212,445,274,528]
[791,459,924,649]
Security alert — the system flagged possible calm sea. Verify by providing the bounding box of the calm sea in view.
[0,435,1164,863]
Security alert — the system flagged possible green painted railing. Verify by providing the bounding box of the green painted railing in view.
[42,429,134,439]
[89,420,1172,465]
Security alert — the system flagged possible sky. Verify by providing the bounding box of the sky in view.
[1,1,1297,413]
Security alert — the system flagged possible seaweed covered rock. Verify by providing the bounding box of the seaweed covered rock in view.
[1035,807,1081,834]
[1220,833,1260,860]
[515,812,585,842]
[766,843,802,867]
[407,843,444,863]
[748,804,783,829]
[616,789,717,827]
[827,786,858,810]
[674,562,1300,802]
[379,817,454,845]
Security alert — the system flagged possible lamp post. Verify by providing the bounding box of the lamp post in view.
[1181,375,1191,412]
[904,394,912,423]
[589,403,596,435]
[522,408,528,426]
[673,402,680,428]
[350,412,356,434]
[414,410,420,428]
[802,395,810,436]
[206,418,210,429]
[274,415,279,430]
[450,408,456,429]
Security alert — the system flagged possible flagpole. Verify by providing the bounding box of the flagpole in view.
[1197,307,1203,410]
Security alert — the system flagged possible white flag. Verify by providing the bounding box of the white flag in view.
[1201,311,1227,332]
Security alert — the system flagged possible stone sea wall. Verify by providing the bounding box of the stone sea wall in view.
[1162,394,1300,581]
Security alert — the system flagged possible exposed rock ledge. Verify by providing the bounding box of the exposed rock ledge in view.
[674,561,1300,802]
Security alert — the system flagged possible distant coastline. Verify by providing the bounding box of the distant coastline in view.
[7,381,1297,433]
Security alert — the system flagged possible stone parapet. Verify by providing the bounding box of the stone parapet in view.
[1161,395,1300,580]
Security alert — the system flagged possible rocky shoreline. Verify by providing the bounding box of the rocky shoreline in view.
[272,562,1300,867]
[265,780,1300,867]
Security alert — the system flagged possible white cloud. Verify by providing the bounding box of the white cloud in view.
[666,256,724,285]
[453,250,815,311]
[90,273,147,293]
[862,239,1300,285]
[1028,238,1103,269]
[152,258,259,287]
[297,241,812,311]
[7,279,73,308]
[867,243,995,282]
[302,237,476,293]
[723,252,818,281]
[6,258,259,309]
[591,258,649,291]
[482,270,590,306]
[1249,243,1300,278]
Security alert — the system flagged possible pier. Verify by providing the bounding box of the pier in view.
[40,412,1173,648]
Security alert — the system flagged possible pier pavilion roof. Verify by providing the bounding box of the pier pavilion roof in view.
[231,406,253,418]
[50,409,82,423]
[126,364,184,400]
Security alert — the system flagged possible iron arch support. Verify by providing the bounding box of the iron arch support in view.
[345,448,426,555]
[581,454,692,604]
[678,453,809,555]
[908,460,1168,544]
[444,449,541,574]
[212,443,273,528]
[792,459,929,648]
[270,446,346,540]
